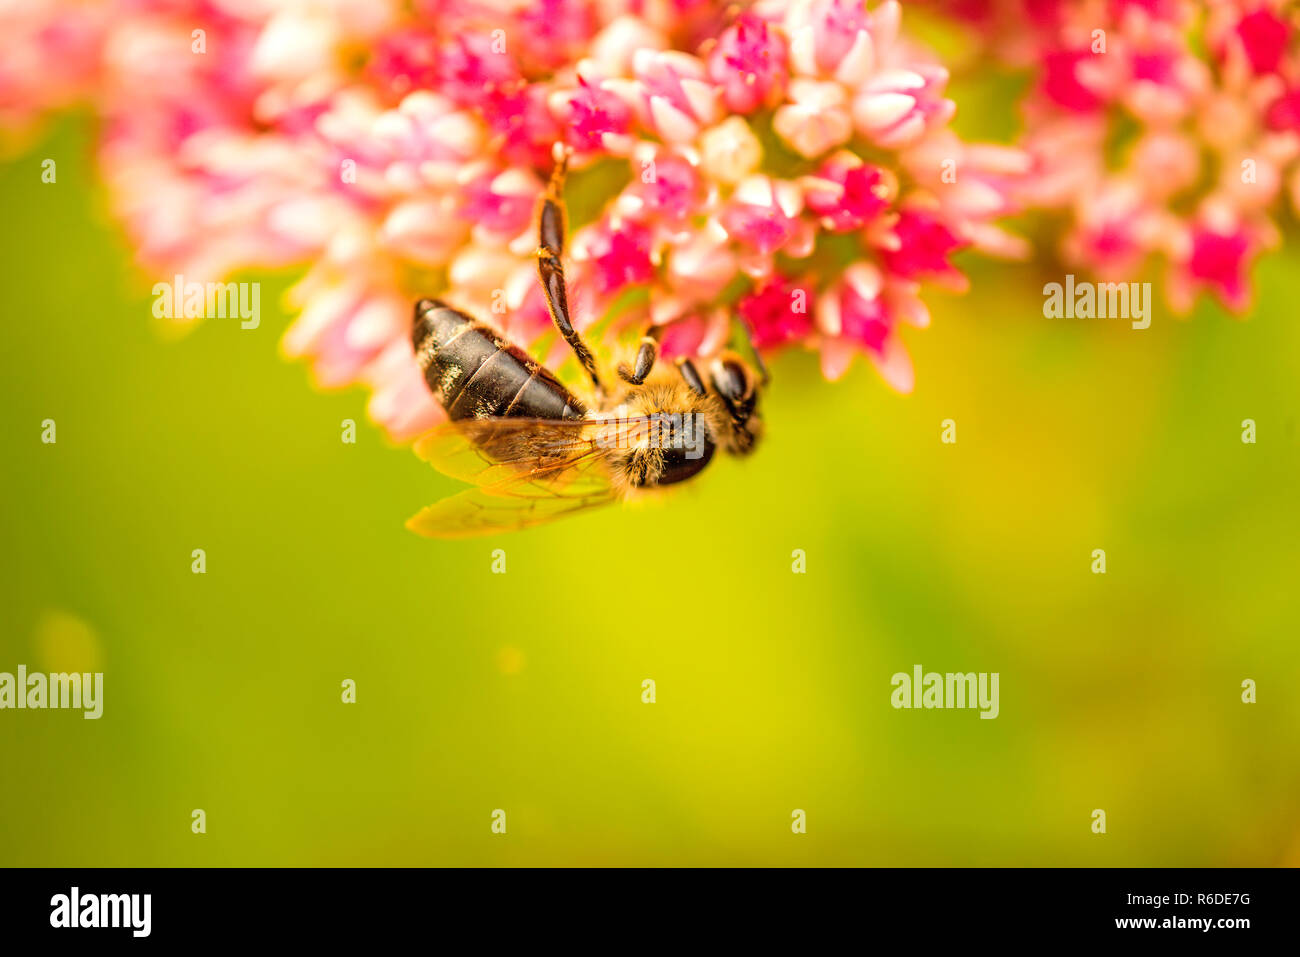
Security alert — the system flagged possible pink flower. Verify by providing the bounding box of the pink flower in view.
[552,74,634,153]
[707,13,789,113]
[738,279,816,351]
[614,48,720,144]
[0,1,108,131]
[853,65,955,147]
[1265,86,1300,130]
[1235,7,1290,74]
[435,33,521,107]
[0,0,1029,440]
[943,0,1300,313]
[458,165,541,238]
[516,0,598,74]
[774,79,854,157]
[482,82,562,167]
[1062,183,1154,279]
[802,152,894,232]
[663,220,737,304]
[721,176,808,260]
[1187,225,1252,305]
[622,146,705,226]
[880,207,968,285]
[1041,49,1107,112]
[816,264,914,391]
[575,218,656,297]
[1168,206,1273,313]
[656,310,733,360]
[790,0,874,78]
[366,28,440,102]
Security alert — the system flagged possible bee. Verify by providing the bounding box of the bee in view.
[407,146,767,538]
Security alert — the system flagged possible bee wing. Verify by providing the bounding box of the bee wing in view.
[412,417,601,487]
[405,468,620,538]
[412,415,660,489]
[407,416,653,538]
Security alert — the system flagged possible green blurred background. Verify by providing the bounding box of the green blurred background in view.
[1,115,1297,867]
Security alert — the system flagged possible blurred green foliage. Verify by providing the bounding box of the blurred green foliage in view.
[1,117,1296,866]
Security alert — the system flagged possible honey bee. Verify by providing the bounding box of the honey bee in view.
[406,146,767,539]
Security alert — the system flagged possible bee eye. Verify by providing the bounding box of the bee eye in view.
[711,359,748,402]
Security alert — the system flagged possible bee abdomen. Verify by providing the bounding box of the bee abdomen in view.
[412,299,586,421]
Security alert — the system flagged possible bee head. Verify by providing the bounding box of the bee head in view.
[708,351,763,456]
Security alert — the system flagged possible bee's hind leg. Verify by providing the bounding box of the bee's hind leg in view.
[536,143,606,397]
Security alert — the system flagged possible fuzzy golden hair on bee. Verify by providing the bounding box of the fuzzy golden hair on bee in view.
[614,376,723,427]
[601,373,727,496]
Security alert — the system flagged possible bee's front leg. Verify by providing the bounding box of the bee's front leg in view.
[737,316,770,385]
[617,328,662,386]
[674,357,707,397]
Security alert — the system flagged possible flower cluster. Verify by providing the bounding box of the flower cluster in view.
[0,0,108,134]
[931,0,1300,313]
[1,0,1026,437]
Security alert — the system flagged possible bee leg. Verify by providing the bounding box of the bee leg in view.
[738,316,770,385]
[536,144,605,396]
[617,332,660,385]
[674,357,708,398]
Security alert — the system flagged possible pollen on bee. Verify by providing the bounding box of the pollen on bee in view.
[438,364,464,399]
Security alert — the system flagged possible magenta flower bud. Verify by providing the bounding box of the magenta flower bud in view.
[880,207,967,283]
[623,147,704,225]
[551,73,634,153]
[516,0,598,73]
[707,13,788,114]
[1041,49,1107,112]
[802,0,871,75]
[484,82,563,167]
[367,28,440,100]
[1184,220,1253,311]
[803,152,893,232]
[457,166,541,238]
[737,278,816,351]
[435,33,520,107]
[575,218,656,296]
[721,175,805,256]
[816,263,914,390]
[1235,7,1290,74]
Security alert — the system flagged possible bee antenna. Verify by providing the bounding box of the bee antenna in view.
[551,142,572,176]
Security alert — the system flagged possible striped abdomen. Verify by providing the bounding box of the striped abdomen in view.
[412,299,586,421]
